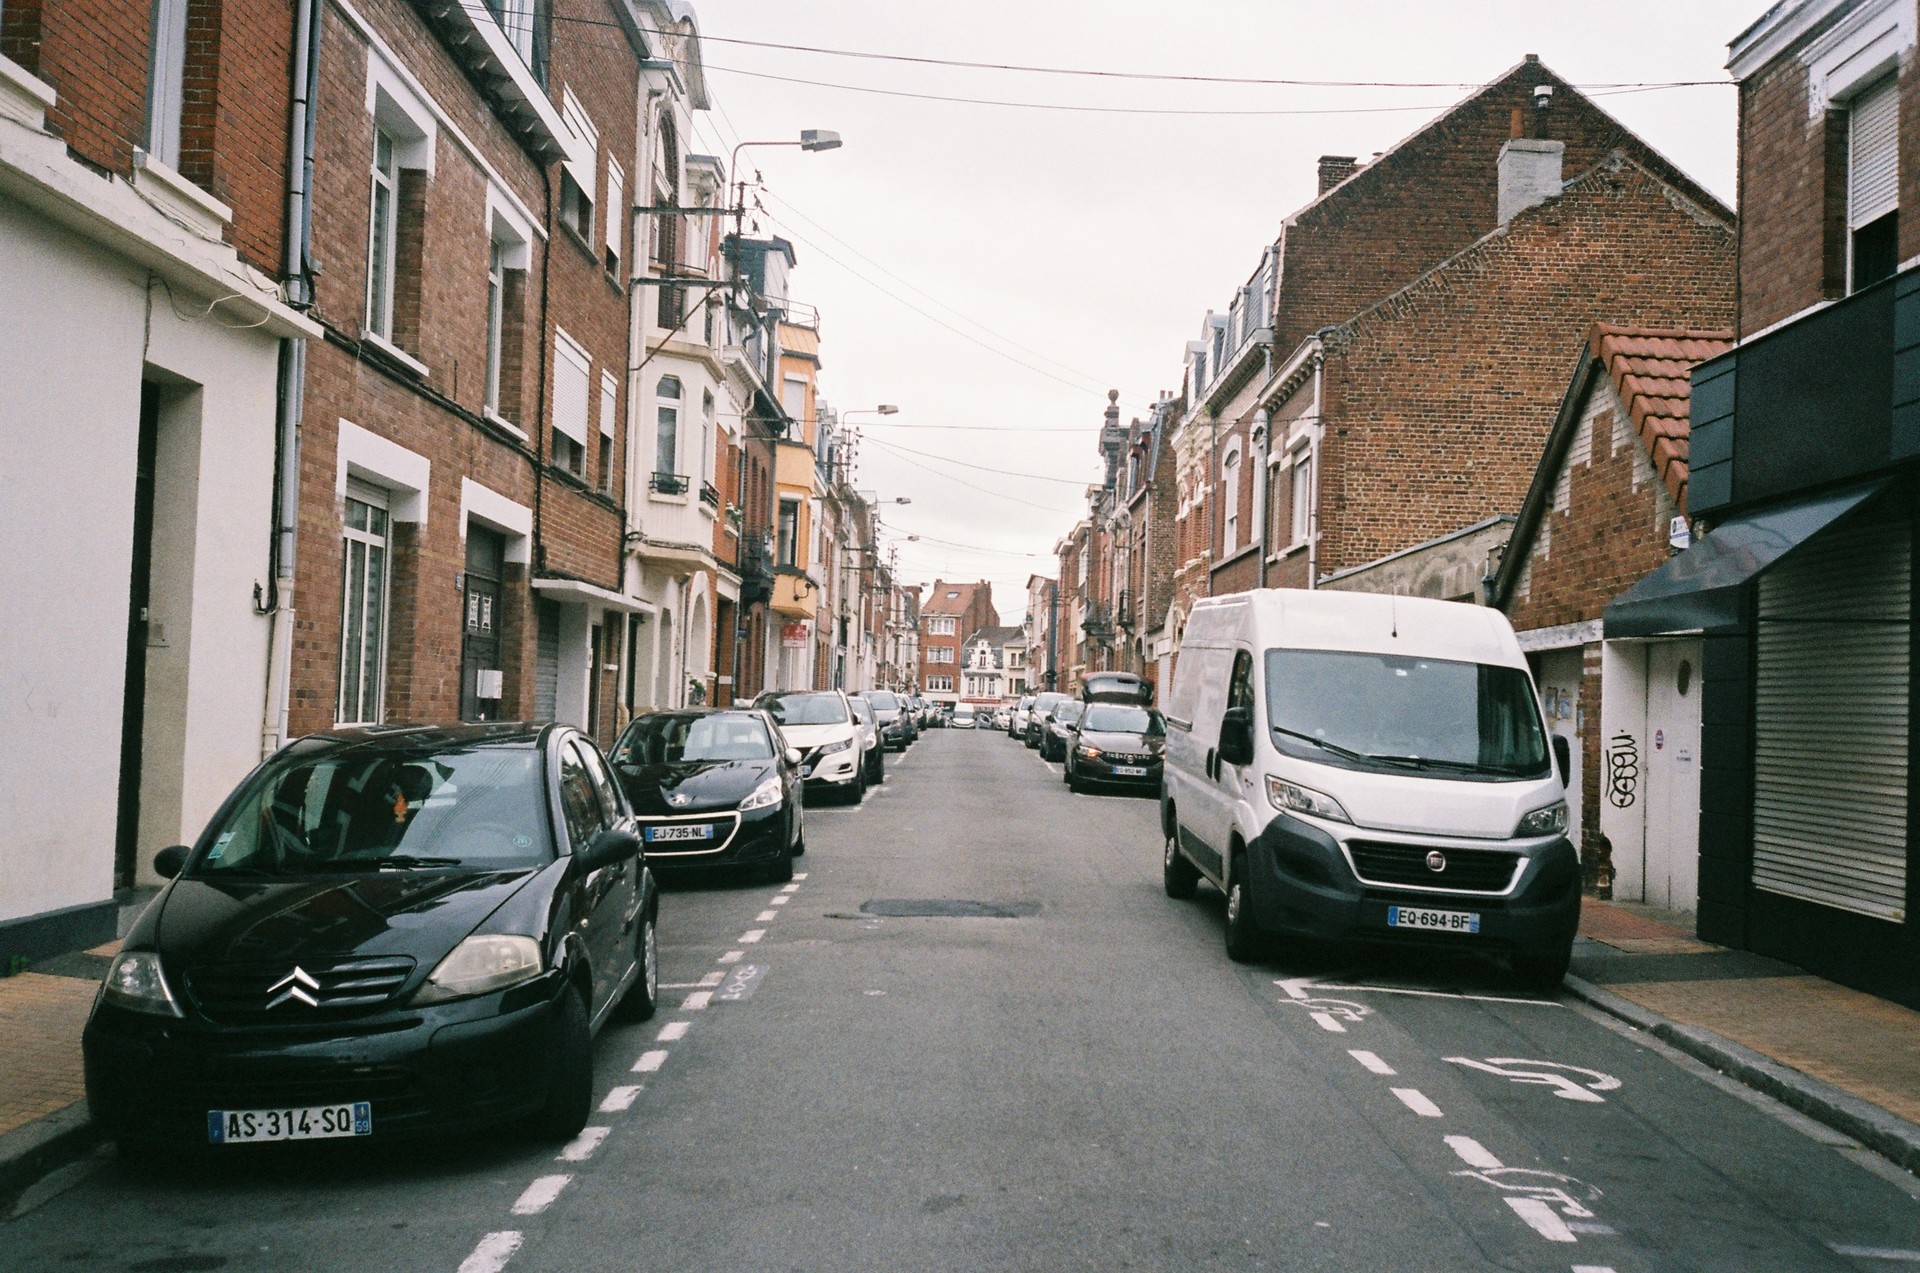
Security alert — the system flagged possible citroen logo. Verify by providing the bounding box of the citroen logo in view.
[265,966,321,1009]
[668,792,692,807]
[1426,851,1447,873]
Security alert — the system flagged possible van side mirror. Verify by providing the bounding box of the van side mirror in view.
[1219,707,1255,767]
[153,845,190,879]
[1551,735,1572,788]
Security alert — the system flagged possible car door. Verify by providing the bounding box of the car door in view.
[558,738,628,1021]
[1170,646,1231,882]
[1214,648,1261,855]
[577,737,642,988]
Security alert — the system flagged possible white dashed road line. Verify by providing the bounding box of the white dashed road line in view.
[739,929,766,944]
[557,1127,609,1162]
[1444,1135,1505,1170]
[769,895,789,905]
[655,1021,690,1042]
[1349,1049,1396,1075]
[598,1086,642,1113]
[457,1231,524,1273]
[511,1175,572,1216]
[717,950,743,964]
[1830,1247,1920,1262]
[698,970,725,987]
[1391,1088,1445,1118]
[681,990,712,1010]
[793,872,808,880]
[780,884,800,894]
[632,1050,669,1073]
[755,910,778,922]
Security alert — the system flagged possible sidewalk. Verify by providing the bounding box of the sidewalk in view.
[0,940,116,1206]
[1570,899,1920,1172]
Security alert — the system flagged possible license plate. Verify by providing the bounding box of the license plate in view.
[208,1102,371,1144]
[1113,766,1149,777]
[646,824,713,842]
[1387,905,1481,934]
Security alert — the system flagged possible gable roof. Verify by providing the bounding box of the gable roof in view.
[1489,322,1734,609]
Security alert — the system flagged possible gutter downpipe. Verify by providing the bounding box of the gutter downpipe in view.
[1255,344,1273,590]
[1307,333,1330,590]
[261,0,323,758]
[1206,408,1219,597]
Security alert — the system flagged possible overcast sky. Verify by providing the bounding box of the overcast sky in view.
[678,1,1765,624]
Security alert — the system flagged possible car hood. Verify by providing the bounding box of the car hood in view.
[152,868,538,970]
[615,757,776,814]
[779,722,857,747]
[1079,729,1161,752]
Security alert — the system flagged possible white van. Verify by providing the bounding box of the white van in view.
[1160,590,1578,988]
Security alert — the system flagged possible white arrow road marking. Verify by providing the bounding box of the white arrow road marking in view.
[1349,1050,1396,1075]
[1275,977,1317,1000]
[633,1050,668,1073]
[1446,1057,1622,1103]
[1445,1136,1505,1170]
[1392,1088,1444,1117]
[511,1175,572,1216]
[458,1232,523,1273]
[1507,1197,1577,1243]
[599,1086,642,1113]
[655,1021,689,1042]
[557,1127,609,1162]
[682,990,713,1010]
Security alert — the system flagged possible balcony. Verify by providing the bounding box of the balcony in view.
[700,481,721,509]
[650,471,690,497]
[1081,604,1114,644]
[1115,590,1134,629]
[738,531,775,604]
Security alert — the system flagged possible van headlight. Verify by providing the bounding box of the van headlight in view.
[818,737,854,755]
[414,935,543,1004]
[740,777,784,812]
[1515,800,1569,838]
[1266,776,1351,823]
[102,951,182,1017]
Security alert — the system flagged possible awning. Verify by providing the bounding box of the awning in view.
[1602,478,1892,638]
[531,576,657,616]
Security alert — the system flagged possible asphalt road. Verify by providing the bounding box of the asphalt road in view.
[5,728,1920,1272]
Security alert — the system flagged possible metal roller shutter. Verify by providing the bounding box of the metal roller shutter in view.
[1753,518,1909,922]
[1849,77,1900,232]
[534,601,560,723]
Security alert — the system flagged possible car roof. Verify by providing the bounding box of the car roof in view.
[298,721,552,754]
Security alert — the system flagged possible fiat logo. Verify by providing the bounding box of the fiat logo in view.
[1426,851,1447,873]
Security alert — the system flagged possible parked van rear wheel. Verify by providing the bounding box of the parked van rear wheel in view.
[1163,834,1199,899]
[1223,849,1265,963]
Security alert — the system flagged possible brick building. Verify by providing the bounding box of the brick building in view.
[1,0,317,957]
[918,579,997,703]
[1024,575,1057,695]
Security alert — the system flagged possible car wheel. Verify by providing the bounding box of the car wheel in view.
[1163,833,1199,899]
[1511,943,1572,992]
[767,842,795,883]
[1223,850,1266,964]
[1067,774,1085,794]
[529,987,593,1140]
[615,912,660,1022]
[848,772,866,805]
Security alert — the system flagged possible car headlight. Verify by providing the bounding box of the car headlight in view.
[819,737,854,755]
[1515,800,1569,838]
[740,777,784,812]
[414,935,543,1004]
[101,951,182,1017]
[1076,744,1102,759]
[1265,776,1352,823]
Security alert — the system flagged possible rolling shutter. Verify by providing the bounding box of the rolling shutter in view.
[1849,77,1899,231]
[534,601,561,723]
[1752,517,1909,922]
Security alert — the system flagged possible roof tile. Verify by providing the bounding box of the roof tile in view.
[1586,323,1735,513]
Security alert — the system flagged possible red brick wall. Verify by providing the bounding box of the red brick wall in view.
[1314,162,1734,577]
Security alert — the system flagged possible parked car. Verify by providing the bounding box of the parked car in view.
[861,689,916,750]
[1159,589,1577,986]
[83,723,657,1153]
[1009,695,1035,738]
[1064,702,1165,795]
[951,704,978,729]
[1024,691,1067,748]
[847,695,887,785]
[1080,671,1155,706]
[758,689,867,804]
[610,709,804,881]
[1040,699,1085,761]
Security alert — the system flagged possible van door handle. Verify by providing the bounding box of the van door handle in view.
[1205,747,1217,780]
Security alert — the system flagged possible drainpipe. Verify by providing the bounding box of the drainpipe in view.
[1307,340,1328,589]
[1254,405,1271,591]
[259,0,323,758]
[1206,408,1219,597]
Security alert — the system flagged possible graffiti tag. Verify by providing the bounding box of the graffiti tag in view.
[1604,733,1639,808]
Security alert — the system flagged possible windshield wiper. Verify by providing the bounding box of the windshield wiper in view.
[1270,726,1374,766]
[1364,754,1498,775]
[301,854,468,871]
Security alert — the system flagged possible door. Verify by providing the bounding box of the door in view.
[114,384,161,889]
[558,738,631,1018]
[1642,640,1702,913]
[460,528,505,721]
[1534,647,1584,859]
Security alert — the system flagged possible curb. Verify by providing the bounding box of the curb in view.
[1565,974,1920,1177]
[0,1100,99,1214]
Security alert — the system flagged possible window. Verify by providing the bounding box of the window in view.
[1848,76,1899,292]
[928,616,956,636]
[558,741,609,850]
[777,499,800,566]
[655,375,681,481]
[484,242,507,412]
[1291,451,1312,546]
[484,0,539,66]
[782,375,808,427]
[599,371,618,495]
[604,159,624,277]
[552,329,590,478]
[559,90,598,246]
[146,0,189,168]
[701,391,715,484]
[928,646,954,664]
[1222,444,1242,554]
[928,676,953,692]
[367,128,400,339]
[338,482,391,725]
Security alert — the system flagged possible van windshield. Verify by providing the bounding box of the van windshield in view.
[1264,650,1549,779]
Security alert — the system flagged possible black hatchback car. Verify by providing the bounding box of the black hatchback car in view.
[609,709,803,881]
[1063,702,1166,794]
[83,723,657,1152]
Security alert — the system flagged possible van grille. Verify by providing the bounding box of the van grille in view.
[1346,841,1519,893]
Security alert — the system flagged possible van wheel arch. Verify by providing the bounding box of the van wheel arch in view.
[1223,836,1265,963]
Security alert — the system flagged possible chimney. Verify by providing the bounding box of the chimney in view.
[1497,137,1564,224]
[1317,155,1359,195]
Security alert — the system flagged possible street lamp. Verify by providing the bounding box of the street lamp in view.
[730,130,843,215]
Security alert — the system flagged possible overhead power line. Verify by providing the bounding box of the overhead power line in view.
[865,436,1095,487]
[863,436,1080,513]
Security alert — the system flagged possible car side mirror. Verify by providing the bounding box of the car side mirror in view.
[1219,707,1255,767]
[579,827,641,871]
[785,747,802,767]
[1552,735,1572,788]
[153,845,190,879]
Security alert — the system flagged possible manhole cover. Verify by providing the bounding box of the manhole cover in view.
[860,899,1039,919]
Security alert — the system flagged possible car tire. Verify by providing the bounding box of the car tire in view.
[1223,850,1266,964]
[529,987,594,1140]
[1067,774,1086,794]
[767,842,795,883]
[615,912,660,1022]
[1511,943,1572,992]
[848,772,866,805]
[1163,833,1199,899]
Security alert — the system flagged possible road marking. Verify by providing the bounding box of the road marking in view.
[793,873,809,880]
[698,970,725,987]
[1311,1011,1348,1033]
[656,982,707,990]
[511,1175,572,1216]
[740,928,766,943]
[1506,1196,1577,1242]
[756,910,778,921]
[769,895,790,905]
[633,1050,668,1073]
[1566,1223,1617,1235]
[1572,1266,1620,1273]
[1830,1246,1920,1262]
[780,884,800,894]
[458,1232,523,1273]
[656,1021,690,1041]
[557,1127,609,1162]
[1316,982,1563,1008]
[1446,1057,1621,1104]
[1349,1050,1396,1075]
[599,1086,642,1113]
[682,990,712,1010]
[1277,978,1316,1000]
[1445,1135,1504,1170]
[1391,1088,1444,1118]
[717,950,743,964]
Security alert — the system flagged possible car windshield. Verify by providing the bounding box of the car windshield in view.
[762,692,848,726]
[866,691,900,710]
[1264,649,1550,778]
[613,713,774,765]
[1083,705,1163,735]
[192,743,551,876]
[1053,702,1084,726]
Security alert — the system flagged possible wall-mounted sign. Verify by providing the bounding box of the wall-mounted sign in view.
[781,622,809,649]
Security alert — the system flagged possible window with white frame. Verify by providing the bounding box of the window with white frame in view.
[338,481,392,725]
[366,128,401,339]
[598,371,618,494]
[655,376,681,482]
[928,646,954,664]
[604,158,624,277]
[1290,449,1313,546]
[1222,444,1242,554]
[701,391,715,485]
[777,499,800,567]
[928,676,953,692]
[483,0,539,66]
[782,375,808,427]
[1847,75,1899,292]
[484,199,531,421]
[146,0,189,168]
[928,616,956,636]
[552,329,590,478]
[484,241,508,413]
[559,90,597,246]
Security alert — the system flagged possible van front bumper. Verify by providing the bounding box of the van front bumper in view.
[1244,812,1580,956]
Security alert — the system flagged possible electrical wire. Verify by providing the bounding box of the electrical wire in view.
[861,422,1098,434]
[864,435,1096,487]
[862,436,1080,513]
